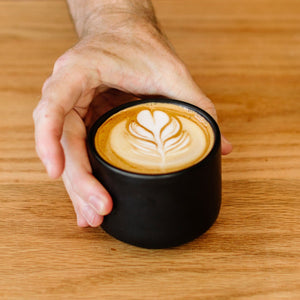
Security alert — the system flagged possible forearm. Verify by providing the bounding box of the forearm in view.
[66,0,159,38]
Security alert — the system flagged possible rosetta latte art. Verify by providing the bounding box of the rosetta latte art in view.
[127,110,190,162]
[94,102,214,174]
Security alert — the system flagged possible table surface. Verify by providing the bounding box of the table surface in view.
[0,0,299,299]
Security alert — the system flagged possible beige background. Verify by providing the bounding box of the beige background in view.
[0,0,299,299]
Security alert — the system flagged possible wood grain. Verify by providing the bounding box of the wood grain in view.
[0,0,299,299]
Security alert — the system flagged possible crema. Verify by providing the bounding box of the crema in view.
[94,102,214,174]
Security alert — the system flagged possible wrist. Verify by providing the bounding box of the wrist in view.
[67,0,159,38]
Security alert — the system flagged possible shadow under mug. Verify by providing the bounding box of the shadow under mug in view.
[87,99,221,249]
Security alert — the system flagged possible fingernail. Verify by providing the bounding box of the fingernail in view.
[81,204,97,226]
[44,160,51,174]
[222,135,232,145]
[44,159,54,177]
[76,215,88,227]
[89,196,105,215]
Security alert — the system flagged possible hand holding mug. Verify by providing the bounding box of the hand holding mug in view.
[33,1,232,228]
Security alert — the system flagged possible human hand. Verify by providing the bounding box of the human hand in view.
[33,4,232,228]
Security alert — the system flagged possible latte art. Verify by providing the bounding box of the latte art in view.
[94,102,214,174]
[128,109,190,163]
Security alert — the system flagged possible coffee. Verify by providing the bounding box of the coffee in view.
[94,102,214,174]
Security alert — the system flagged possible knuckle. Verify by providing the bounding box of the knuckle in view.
[32,101,44,123]
[53,47,83,72]
[32,106,38,122]
[41,76,51,95]
[173,59,190,78]
[53,52,74,72]
[32,98,49,122]
[53,55,88,88]
[159,54,190,82]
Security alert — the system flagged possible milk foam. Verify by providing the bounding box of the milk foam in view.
[94,103,214,174]
[128,109,191,163]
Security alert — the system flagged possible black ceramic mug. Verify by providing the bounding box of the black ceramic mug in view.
[87,99,221,248]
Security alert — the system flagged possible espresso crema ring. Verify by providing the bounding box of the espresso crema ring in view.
[94,102,214,174]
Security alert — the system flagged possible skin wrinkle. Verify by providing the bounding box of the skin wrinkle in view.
[72,14,173,86]
[90,35,175,95]
[33,0,232,227]
[82,9,156,37]
[68,0,162,38]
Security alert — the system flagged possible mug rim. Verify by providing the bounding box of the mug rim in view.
[88,99,221,179]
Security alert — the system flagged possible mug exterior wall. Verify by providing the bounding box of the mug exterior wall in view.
[88,99,221,249]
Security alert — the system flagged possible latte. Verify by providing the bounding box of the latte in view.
[94,102,214,174]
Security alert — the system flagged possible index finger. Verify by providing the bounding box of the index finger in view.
[33,72,85,178]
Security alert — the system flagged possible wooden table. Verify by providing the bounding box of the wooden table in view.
[1,0,299,299]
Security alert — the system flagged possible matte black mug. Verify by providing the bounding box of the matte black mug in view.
[87,99,221,248]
